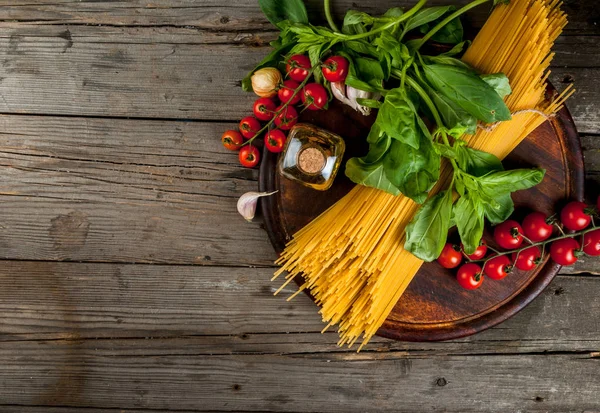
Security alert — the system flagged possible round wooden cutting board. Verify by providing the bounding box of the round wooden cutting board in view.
[259,91,584,342]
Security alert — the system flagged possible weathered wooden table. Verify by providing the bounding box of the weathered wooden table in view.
[0,1,598,412]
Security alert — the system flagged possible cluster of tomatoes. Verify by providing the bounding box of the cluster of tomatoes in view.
[437,198,600,290]
[221,54,349,168]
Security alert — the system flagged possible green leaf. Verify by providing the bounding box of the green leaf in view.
[356,98,382,109]
[345,158,400,196]
[430,90,477,137]
[483,192,514,224]
[383,7,404,18]
[477,168,546,195]
[456,147,504,177]
[440,40,471,57]
[377,88,419,149]
[423,55,476,72]
[374,32,406,70]
[343,40,379,57]
[258,0,308,26]
[430,17,463,44]
[423,63,512,123]
[362,127,391,164]
[480,73,512,99]
[383,134,441,203]
[342,10,374,26]
[403,6,453,34]
[454,194,485,255]
[405,190,454,262]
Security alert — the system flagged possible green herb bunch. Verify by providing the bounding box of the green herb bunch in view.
[245,0,544,262]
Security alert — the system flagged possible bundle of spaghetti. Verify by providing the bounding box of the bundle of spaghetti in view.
[274,0,574,350]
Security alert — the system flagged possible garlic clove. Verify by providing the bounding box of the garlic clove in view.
[237,190,278,222]
[251,68,282,98]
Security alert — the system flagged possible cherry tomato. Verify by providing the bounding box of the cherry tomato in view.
[462,240,487,260]
[511,246,542,271]
[239,116,261,140]
[221,130,243,151]
[494,220,524,250]
[274,105,298,131]
[321,56,349,82]
[301,83,328,111]
[239,145,260,168]
[484,255,512,280]
[437,243,463,269]
[278,80,301,105]
[583,228,600,256]
[560,201,592,231]
[550,237,580,266]
[286,55,311,82]
[264,129,286,153]
[522,212,554,242]
[456,263,484,290]
[253,98,277,121]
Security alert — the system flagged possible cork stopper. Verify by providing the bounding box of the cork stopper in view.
[298,146,326,174]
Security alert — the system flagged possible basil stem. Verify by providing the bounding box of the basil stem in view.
[323,0,340,33]
[415,0,492,51]
[333,0,428,41]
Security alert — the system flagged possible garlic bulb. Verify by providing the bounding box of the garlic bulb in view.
[237,191,278,222]
[251,68,282,98]
[331,82,381,116]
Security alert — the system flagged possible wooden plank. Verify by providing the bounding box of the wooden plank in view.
[0,260,597,342]
[0,337,599,412]
[0,0,597,35]
[0,24,597,132]
[0,114,277,265]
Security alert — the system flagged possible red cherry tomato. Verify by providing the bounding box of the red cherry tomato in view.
[239,145,260,168]
[550,237,580,266]
[522,212,554,242]
[286,55,311,82]
[462,240,488,260]
[561,201,592,231]
[494,220,524,250]
[484,255,512,280]
[456,263,484,290]
[321,56,349,82]
[221,130,243,151]
[253,98,277,121]
[274,105,298,131]
[583,228,600,256]
[511,246,542,271]
[301,83,328,111]
[264,129,287,153]
[238,116,261,140]
[278,80,301,105]
[437,243,463,269]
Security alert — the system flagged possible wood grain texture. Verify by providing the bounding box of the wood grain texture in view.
[0,114,277,265]
[0,25,596,132]
[0,337,599,412]
[0,0,597,35]
[0,260,597,345]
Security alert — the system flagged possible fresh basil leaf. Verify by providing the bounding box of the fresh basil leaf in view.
[405,189,454,262]
[374,32,405,69]
[454,194,485,255]
[430,90,477,137]
[440,40,471,57]
[259,0,308,26]
[484,192,514,224]
[423,63,512,123]
[345,158,400,196]
[343,40,379,57]
[383,134,440,203]
[308,44,326,83]
[457,146,504,177]
[477,168,546,195]
[362,129,391,164]
[342,10,374,26]
[383,7,404,18]
[403,6,453,34]
[423,55,476,72]
[377,89,419,149]
[433,142,458,159]
[356,98,382,109]
[431,17,463,44]
[480,73,512,99]
[344,55,385,93]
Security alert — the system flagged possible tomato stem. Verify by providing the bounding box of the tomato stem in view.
[243,64,319,147]
[470,223,599,267]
